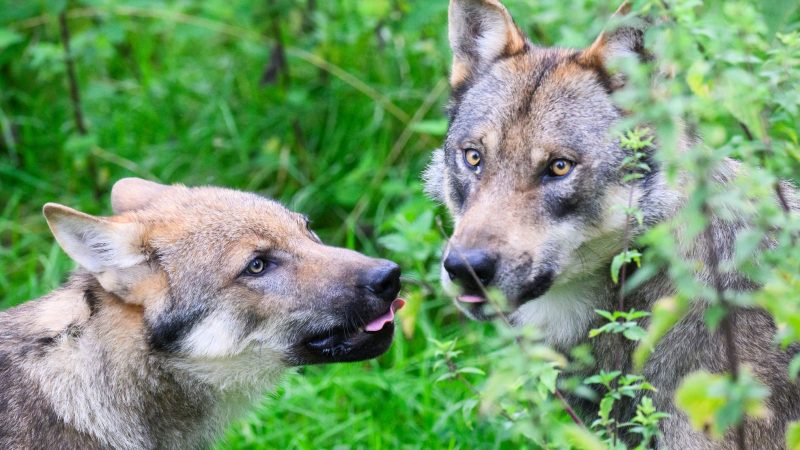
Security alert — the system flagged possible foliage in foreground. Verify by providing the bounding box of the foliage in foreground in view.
[1,0,799,448]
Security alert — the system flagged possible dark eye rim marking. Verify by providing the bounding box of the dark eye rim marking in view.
[462,148,483,173]
[544,158,576,180]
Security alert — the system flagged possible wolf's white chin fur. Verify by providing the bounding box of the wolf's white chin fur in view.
[511,274,607,351]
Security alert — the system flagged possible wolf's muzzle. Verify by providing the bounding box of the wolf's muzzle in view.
[443,247,498,292]
[291,261,403,365]
[360,261,401,303]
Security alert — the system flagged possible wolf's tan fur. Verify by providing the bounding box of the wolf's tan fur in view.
[0,178,401,449]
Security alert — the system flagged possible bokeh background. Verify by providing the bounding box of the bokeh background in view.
[2,0,799,448]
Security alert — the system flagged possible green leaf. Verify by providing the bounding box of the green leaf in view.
[595,309,615,321]
[762,0,800,36]
[676,371,727,438]
[435,372,456,383]
[704,304,727,329]
[787,421,800,450]
[0,29,22,50]
[789,354,800,380]
[540,367,559,394]
[562,424,606,450]
[623,326,647,341]
[457,367,486,376]
[357,0,391,17]
[599,396,615,424]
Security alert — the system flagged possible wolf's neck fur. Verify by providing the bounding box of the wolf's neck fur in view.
[14,273,282,449]
[511,159,748,352]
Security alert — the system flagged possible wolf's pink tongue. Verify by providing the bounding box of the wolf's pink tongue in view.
[364,299,405,332]
[458,295,486,303]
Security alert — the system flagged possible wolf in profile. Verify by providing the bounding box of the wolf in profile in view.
[425,0,800,447]
[0,178,404,449]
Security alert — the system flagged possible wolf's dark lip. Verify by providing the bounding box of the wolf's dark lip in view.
[518,270,555,305]
[295,323,395,365]
[455,271,554,322]
[293,300,403,365]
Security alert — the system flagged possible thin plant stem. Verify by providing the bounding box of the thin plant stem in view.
[58,10,100,199]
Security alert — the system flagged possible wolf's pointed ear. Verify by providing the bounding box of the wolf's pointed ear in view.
[43,203,145,273]
[111,178,169,214]
[448,0,527,87]
[580,2,649,89]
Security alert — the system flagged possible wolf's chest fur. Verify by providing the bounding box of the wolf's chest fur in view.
[0,278,281,450]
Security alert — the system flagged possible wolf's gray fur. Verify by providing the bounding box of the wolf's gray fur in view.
[426,1,800,447]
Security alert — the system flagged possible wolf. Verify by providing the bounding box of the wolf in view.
[0,178,404,449]
[424,0,800,447]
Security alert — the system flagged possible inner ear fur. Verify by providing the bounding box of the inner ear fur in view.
[579,2,649,89]
[43,203,146,273]
[448,0,528,87]
[44,203,164,305]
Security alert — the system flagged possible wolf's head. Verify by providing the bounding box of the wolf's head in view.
[44,178,402,371]
[426,0,659,346]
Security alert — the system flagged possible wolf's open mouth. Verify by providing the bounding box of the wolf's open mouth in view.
[297,299,405,364]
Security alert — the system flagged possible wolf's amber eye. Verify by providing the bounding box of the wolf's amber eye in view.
[548,159,574,177]
[246,258,267,275]
[463,149,482,169]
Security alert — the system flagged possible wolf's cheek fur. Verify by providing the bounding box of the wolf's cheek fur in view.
[423,148,446,204]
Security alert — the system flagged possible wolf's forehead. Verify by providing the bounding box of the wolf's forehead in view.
[450,50,617,156]
[145,189,305,242]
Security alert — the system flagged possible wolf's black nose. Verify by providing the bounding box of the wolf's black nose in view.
[444,248,497,288]
[362,261,401,302]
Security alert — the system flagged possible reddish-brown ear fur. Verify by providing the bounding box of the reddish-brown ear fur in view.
[578,1,647,90]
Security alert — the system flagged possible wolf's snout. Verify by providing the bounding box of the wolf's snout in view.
[360,261,401,302]
[444,248,497,289]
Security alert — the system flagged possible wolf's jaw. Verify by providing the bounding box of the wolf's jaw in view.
[510,276,607,350]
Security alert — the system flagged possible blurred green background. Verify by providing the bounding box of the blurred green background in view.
[0,1,619,448]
